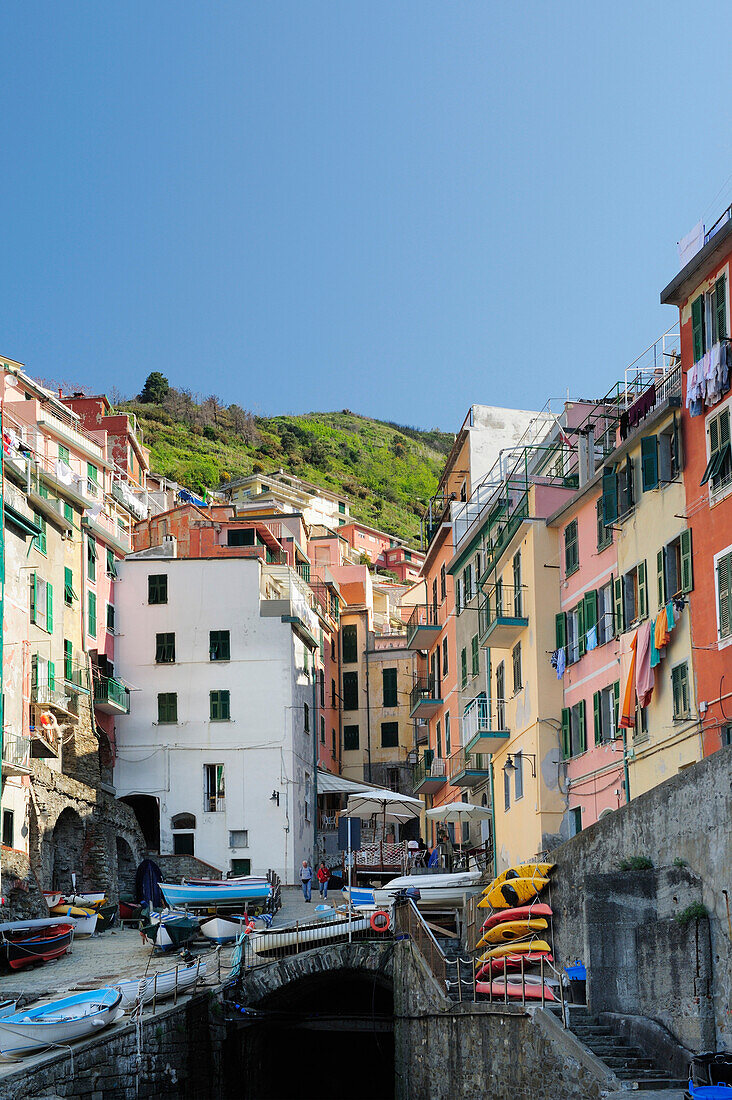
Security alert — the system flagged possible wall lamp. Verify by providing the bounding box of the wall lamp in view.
[270,790,280,806]
[503,753,537,778]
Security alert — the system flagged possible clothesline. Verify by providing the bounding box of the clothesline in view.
[687,339,731,417]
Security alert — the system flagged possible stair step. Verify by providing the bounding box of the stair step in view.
[634,1081,688,1092]
[602,1057,656,1070]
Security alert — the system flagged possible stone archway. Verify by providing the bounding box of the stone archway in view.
[116,836,136,898]
[119,795,160,852]
[50,807,85,894]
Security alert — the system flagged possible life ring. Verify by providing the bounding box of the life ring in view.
[39,711,58,731]
[370,910,391,933]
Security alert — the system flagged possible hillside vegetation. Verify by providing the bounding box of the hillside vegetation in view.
[121,387,453,544]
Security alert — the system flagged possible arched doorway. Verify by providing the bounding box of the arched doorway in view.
[119,795,160,851]
[232,969,394,1099]
[50,808,85,894]
[116,836,137,897]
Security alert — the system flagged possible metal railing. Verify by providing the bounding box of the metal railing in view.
[447,748,491,784]
[241,910,393,969]
[393,898,447,991]
[346,841,408,875]
[410,676,440,712]
[2,733,30,770]
[94,676,131,713]
[406,603,439,636]
[412,754,446,789]
[31,682,73,711]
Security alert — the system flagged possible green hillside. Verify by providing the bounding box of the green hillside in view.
[121,391,454,544]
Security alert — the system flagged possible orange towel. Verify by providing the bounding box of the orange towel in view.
[654,607,670,650]
[619,631,637,729]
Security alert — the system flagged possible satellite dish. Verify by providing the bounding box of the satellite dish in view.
[5,373,18,388]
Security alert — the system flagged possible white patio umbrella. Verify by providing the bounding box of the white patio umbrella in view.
[340,788,423,823]
[425,801,493,864]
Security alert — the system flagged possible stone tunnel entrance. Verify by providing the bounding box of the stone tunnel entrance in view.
[229,967,395,1100]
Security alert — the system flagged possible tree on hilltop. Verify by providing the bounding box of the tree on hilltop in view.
[139,372,170,404]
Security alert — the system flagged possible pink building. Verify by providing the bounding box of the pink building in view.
[338,521,394,563]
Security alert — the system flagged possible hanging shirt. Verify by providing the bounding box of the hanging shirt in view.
[635,621,654,708]
[556,647,566,680]
[650,624,661,669]
[619,631,638,730]
[665,600,675,633]
[654,607,670,651]
[586,625,598,652]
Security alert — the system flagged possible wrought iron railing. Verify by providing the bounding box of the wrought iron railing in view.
[94,676,131,713]
[410,676,440,711]
[412,754,446,789]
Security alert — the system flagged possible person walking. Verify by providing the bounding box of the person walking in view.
[300,859,313,902]
[317,862,331,900]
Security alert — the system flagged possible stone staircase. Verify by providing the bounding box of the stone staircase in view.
[555,1007,688,1091]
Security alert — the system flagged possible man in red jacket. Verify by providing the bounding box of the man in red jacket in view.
[316,862,331,900]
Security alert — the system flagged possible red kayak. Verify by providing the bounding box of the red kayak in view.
[477,978,556,1001]
[476,951,553,981]
[3,922,74,970]
[481,902,553,934]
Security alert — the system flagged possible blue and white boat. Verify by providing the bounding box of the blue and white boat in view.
[0,988,123,1057]
[160,881,272,908]
[341,886,375,907]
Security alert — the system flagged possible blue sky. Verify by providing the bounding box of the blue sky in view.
[0,2,730,430]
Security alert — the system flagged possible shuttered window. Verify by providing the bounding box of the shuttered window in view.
[382,667,398,707]
[158,693,178,723]
[87,537,96,582]
[64,567,77,606]
[344,725,359,751]
[602,465,618,527]
[715,274,728,343]
[148,574,168,604]
[596,498,612,550]
[460,648,468,689]
[155,632,175,663]
[513,552,522,616]
[692,294,705,362]
[512,642,522,693]
[64,639,73,682]
[210,690,231,720]
[342,625,358,663]
[209,630,231,661]
[717,551,732,638]
[561,703,586,758]
[641,436,659,492]
[701,408,732,491]
[564,520,579,576]
[342,671,358,711]
[471,634,479,676]
[657,531,693,606]
[381,722,399,748]
[671,663,690,720]
[87,591,96,638]
[33,513,47,555]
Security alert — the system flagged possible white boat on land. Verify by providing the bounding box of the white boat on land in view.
[63,893,105,906]
[114,958,204,1011]
[200,914,256,944]
[374,870,483,909]
[48,905,98,937]
[0,989,123,1057]
[160,881,271,908]
[247,911,381,957]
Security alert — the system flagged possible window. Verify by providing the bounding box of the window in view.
[2,808,14,849]
[504,767,511,811]
[231,858,251,875]
[64,501,74,524]
[344,725,359,751]
[203,764,225,812]
[436,720,442,759]
[471,634,479,677]
[657,531,693,605]
[445,713,451,756]
[514,751,524,800]
[596,498,612,551]
[717,549,732,639]
[691,274,727,361]
[33,513,46,555]
[155,632,175,663]
[303,701,310,732]
[564,521,579,576]
[633,702,648,742]
[494,577,503,616]
[640,435,659,492]
[460,648,468,690]
[512,642,522,694]
[209,630,231,661]
[106,602,115,632]
[381,721,399,748]
[331,729,336,758]
[440,564,446,601]
[173,833,194,855]
[342,671,358,711]
[157,693,178,723]
[570,807,582,837]
[304,773,311,822]
[615,561,647,632]
[597,582,615,645]
[671,663,690,720]
[210,690,231,721]
[561,701,587,758]
[173,812,196,830]
[339,501,346,514]
[106,549,117,579]
[723,725,732,748]
[342,624,358,663]
[602,457,634,525]
[617,456,634,517]
[496,661,506,729]
[455,578,462,615]
[58,444,70,464]
[64,639,73,682]
[658,419,682,483]
[701,407,732,493]
[432,579,438,618]
[331,678,336,707]
[87,537,97,582]
[319,671,325,708]
[463,564,473,603]
[88,591,96,638]
[442,636,448,677]
[148,574,168,604]
[30,574,52,632]
[404,549,412,562]
[64,567,77,606]
[227,528,255,547]
[320,716,325,744]
[382,667,398,707]
[87,462,98,485]
[513,552,522,616]
[593,683,619,743]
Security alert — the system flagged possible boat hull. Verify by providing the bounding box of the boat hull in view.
[4,924,74,970]
[140,911,199,951]
[200,916,253,944]
[49,905,98,936]
[160,882,271,908]
[249,915,373,957]
[115,960,203,1010]
[0,989,123,1057]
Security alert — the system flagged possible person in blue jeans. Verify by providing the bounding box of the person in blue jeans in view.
[317,862,330,900]
[300,860,313,902]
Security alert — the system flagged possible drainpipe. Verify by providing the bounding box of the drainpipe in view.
[364,623,372,783]
[311,648,318,863]
[0,375,6,891]
[486,650,497,878]
[621,726,631,805]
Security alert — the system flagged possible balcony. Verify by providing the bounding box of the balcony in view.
[29,707,60,758]
[260,564,320,647]
[2,733,31,776]
[461,695,510,755]
[111,479,148,521]
[412,754,446,795]
[31,682,77,722]
[406,604,441,650]
[409,676,442,718]
[448,748,491,788]
[478,586,528,649]
[94,676,131,715]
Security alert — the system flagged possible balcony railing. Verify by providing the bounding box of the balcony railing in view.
[478,586,528,649]
[31,682,73,713]
[461,695,510,755]
[447,748,491,787]
[261,564,321,643]
[406,603,440,649]
[409,676,442,717]
[412,754,446,793]
[2,733,31,774]
[94,676,131,715]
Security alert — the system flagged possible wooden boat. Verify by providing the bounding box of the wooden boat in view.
[478,877,549,910]
[159,881,271,908]
[119,900,143,921]
[477,938,552,963]
[373,870,482,910]
[482,863,554,894]
[184,876,268,887]
[481,902,553,933]
[477,917,548,948]
[64,893,105,906]
[475,952,553,980]
[0,988,123,1057]
[49,904,98,937]
[248,913,374,958]
[476,977,556,1001]
[140,910,200,951]
[93,903,117,933]
[42,892,63,909]
[114,959,204,1011]
[200,914,255,944]
[3,923,74,970]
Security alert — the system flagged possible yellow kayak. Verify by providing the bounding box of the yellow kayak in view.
[477,938,552,963]
[482,863,554,895]
[476,917,548,949]
[50,903,95,918]
[478,876,549,909]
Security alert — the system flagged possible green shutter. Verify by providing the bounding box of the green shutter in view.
[578,700,586,753]
[584,590,598,635]
[637,561,647,619]
[719,552,732,638]
[613,681,620,735]
[641,436,658,491]
[561,708,571,760]
[555,612,567,651]
[46,583,53,634]
[614,575,624,634]
[672,414,681,475]
[577,599,586,658]
[461,648,467,688]
[471,634,479,676]
[30,573,38,624]
[716,275,727,342]
[657,549,665,608]
[593,691,601,744]
[680,529,693,593]
[602,466,618,527]
[692,294,704,362]
[722,408,731,447]
[48,661,55,691]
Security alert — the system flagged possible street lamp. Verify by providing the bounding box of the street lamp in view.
[503,752,537,778]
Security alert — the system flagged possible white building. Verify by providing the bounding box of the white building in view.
[114,549,319,883]
[223,470,350,530]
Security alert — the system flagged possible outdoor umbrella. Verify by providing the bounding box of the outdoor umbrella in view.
[340,789,423,868]
[425,801,493,865]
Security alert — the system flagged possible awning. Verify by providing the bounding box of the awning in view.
[316,770,372,796]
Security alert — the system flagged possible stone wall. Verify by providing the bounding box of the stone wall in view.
[550,744,732,1050]
[0,845,47,918]
[155,854,222,882]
